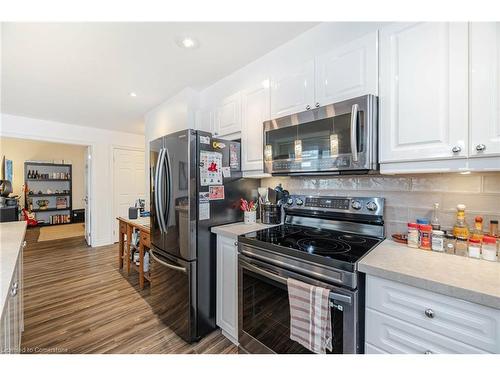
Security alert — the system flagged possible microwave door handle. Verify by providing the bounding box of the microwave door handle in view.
[350,103,359,162]
[240,258,352,305]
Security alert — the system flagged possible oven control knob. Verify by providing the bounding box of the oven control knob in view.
[366,201,378,211]
[287,198,294,205]
[296,198,303,206]
[351,200,362,210]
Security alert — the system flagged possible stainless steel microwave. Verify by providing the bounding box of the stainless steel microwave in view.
[263,95,378,175]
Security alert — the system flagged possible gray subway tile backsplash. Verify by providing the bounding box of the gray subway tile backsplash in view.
[260,172,500,236]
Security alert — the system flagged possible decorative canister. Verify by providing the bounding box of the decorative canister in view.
[244,211,256,224]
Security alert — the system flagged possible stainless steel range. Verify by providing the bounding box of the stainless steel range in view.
[237,195,384,354]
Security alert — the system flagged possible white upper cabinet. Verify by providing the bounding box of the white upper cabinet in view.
[470,22,500,157]
[379,22,469,163]
[315,32,378,105]
[241,81,271,173]
[270,60,315,119]
[214,92,242,137]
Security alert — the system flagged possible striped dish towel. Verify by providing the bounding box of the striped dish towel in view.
[287,278,332,354]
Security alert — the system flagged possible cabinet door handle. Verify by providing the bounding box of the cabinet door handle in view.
[23,240,27,248]
[234,241,238,246]
[306,105,311,110]
[424,350,432,354]
[315,102,320,108]
[424,309,435,318]
[451,145,461,154]
[475,144,486,152]
[10,282,18,297]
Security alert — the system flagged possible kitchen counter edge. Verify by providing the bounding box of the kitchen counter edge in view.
[211,222,278,240]
[358,239,500,310]
[1,221,27,317]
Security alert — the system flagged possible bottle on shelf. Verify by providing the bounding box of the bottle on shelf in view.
[452,204,469,239]
[431,203,441,230]
[470,216,484,242]
[27,170,31,179]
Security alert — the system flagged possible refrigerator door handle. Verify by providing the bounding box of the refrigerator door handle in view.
[150,249,187,273]
[157,147,167,233]
[164,147,173,229]
[154,147,164,233]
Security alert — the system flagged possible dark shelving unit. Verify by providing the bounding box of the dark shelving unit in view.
[31,207,73,213]
[24,161,73,226]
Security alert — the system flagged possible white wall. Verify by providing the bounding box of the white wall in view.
[0,113,145,247]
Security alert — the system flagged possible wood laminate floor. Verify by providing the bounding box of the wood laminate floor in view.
[21,236,237,354]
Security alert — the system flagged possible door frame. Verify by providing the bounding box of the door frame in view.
[0,132,94,246]
[110,144,146,242]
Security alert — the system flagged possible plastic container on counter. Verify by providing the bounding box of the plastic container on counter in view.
[443,233,456,254]
[482,236,498,262]
[455,237,468,257]
[419,224,432,250]
[407,223,419,248]
[431,230,444,252]
[468,238,481,259]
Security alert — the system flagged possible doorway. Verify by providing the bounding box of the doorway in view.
[0,136,91,244]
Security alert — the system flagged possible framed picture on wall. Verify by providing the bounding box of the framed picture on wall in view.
[5,159,13,182]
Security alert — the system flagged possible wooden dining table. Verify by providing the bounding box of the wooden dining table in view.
[117,216,151,289]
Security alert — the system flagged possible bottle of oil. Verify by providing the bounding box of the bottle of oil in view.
[470,216,484,242]
[453,204,469,238]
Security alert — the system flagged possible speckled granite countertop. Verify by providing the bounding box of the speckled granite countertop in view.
[211,222,278,240]
[1,221,27,316]
[359,239,500,309]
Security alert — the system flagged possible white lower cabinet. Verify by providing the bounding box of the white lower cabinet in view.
[216,234,239,344]
[365,275,500,354]
[1,242,24,354]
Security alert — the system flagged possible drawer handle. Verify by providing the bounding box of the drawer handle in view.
[424,350,432,354]
[424,309,435,318]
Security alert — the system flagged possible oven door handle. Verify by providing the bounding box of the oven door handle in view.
[350,103,359,162]
[239,258,352,304]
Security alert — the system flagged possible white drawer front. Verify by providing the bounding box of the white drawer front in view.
[366,308,488,354]
[366,275,500,353]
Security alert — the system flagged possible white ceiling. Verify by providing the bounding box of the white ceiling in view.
[1,22,317,134]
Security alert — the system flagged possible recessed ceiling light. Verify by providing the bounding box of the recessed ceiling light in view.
[176,36,199,49]
[129,92,137,97]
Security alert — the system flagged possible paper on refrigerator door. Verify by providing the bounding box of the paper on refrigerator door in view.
[200,151,223,186]
[199,192,210,220]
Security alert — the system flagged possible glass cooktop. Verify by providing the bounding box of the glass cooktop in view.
[240,224,381,267]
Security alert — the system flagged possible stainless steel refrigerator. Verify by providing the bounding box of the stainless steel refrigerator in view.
[149,129,259,343]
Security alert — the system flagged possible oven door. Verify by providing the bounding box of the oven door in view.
[238,253,359,354]
[263,95,377,175]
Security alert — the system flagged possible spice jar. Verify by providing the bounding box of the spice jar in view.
[444,233,456,254]
[455,237,468,256]
[489,220,499,237]
[482,236,497,262]
[431,230,444,252]
[468,238,481,259]
[407,223,419,248]
[419,224,432,250]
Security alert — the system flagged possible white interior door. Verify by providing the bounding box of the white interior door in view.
[113,148,146,241]
[84,146,91,246]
